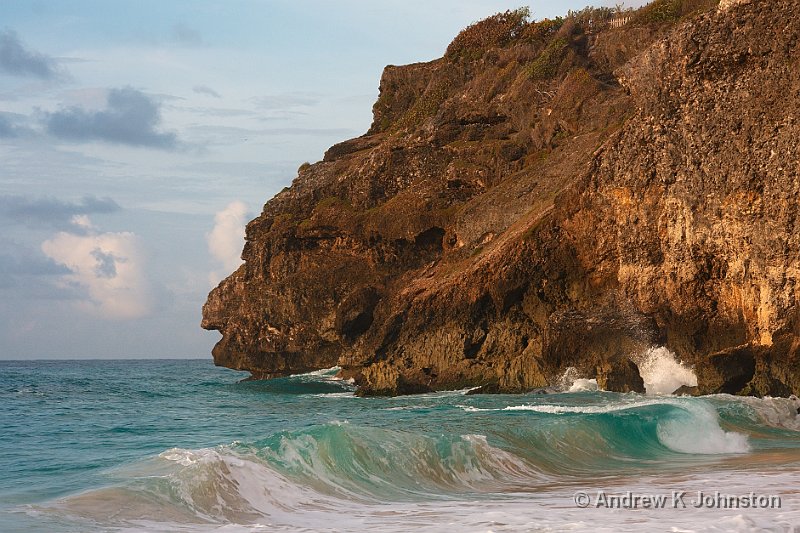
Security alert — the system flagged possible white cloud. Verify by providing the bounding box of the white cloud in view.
[41,218,153,319]
[207,201,250,284]
[70,214,94,230]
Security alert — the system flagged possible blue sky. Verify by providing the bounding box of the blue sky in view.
[0,0,641,359]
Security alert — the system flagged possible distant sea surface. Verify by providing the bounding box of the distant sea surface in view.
[1,359,800,532]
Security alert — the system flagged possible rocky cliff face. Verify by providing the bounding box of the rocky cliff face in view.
[202,0,800,396]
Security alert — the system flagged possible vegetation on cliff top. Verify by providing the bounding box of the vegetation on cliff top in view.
[380,0,721,134]
[445,0,721,63]
[445,7,531,62]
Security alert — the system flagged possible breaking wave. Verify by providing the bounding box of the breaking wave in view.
[26,365,798,533]
[48,395,784,531]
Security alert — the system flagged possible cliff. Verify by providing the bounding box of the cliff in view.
[202,0,800,396]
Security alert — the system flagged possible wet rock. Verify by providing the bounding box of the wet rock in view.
[596,358,646,393]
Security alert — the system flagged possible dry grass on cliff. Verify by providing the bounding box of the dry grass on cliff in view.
[525,36,571,80]
[444,0,720,61]
[445,7,530,61]
[632,0,720,24]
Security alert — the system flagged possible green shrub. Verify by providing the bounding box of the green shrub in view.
[315,196,353,211]
[393,81,451,131]
[632,0,682,23]
[566,6,616,27]
[556,67,598,104]
[521,17,564,44]
[298,162,311,173]
[681,0,720,13]
[372,91,395,132]
[631,0,718,25]
[526,37,570,80]
[270,213,295,230]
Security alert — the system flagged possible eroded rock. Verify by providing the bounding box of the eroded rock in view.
[203,1,800,397]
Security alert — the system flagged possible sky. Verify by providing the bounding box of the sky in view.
[0,0,643,359]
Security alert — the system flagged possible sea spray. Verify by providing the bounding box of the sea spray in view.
[558,367,599,392]
[636,347,698,395]
[569,378,599,392]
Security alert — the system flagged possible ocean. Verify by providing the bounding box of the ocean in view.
[1,357,799,532]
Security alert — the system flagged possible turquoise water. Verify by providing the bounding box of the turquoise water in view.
[1,359,800,532]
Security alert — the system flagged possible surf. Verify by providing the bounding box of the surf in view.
[48,393,798,530]
[5,359,800,533]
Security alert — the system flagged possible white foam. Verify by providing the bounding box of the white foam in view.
[57,466,800,533]
[311,392,357,398]
[656,402,750,454]
[557,367,599,392]
[458,405,492,412]
[295,366,341,377]
[568,378,598,392]
[160,447,224,467]
[461,397,669,414]
[59,446,334,527]
[501,398,665,414]
[636,346,697,395]
[381,405,427,411]
[736,395,800,431]
[558,367,580,388]
[157,446,341,522]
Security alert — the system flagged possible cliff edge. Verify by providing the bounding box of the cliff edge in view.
[203,0,800,396]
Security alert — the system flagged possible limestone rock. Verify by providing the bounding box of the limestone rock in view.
[203,1,800,397]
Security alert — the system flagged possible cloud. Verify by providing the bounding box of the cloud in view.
[41,218,154,319]
[0,29,61,79]
[0,111,36,138]
[193,85,221,98]
[0,238,69,279]
[91,248,118,278]
[58,87,112,108]
[0,114,17,137]
[172,24,204,45]
[207,201,250,284]
[0,238,76,300]
[44,87,179,149]
[0,194,120,230]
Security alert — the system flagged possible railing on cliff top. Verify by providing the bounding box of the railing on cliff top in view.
[567,7,633,33]
[584,15,632,32]
[609,15,632,28]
